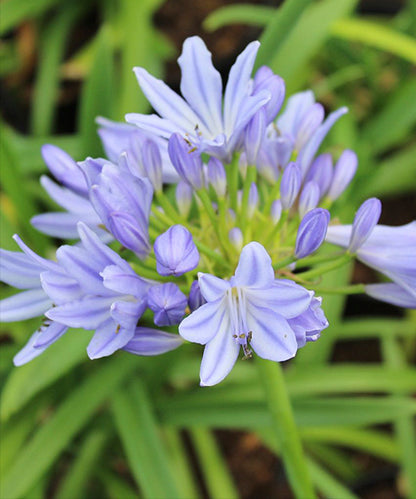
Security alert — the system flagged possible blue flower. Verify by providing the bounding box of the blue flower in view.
[81,159,154,258]
[326,220,416,307]
[31,145,104,239]
[126,36,272,162]
[0,236,72,365]
[44,223,150,359]
[179,242,315,386]
[154,225,199,276]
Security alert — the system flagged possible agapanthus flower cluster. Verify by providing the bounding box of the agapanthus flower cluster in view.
[1,36,415,385]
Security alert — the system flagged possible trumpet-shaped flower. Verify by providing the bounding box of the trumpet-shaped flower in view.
[179,242,321,386]
[126,36,274,162]
[326,221,416,306]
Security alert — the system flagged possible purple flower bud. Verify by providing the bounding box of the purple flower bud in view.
[176,180,193,218]
[142,139,163,192]
[327,149,357,200]
[280,162,301,210]
[304,153,333,198]
[168,133,204,189]
[298,181,320,219]
[188,280,206,312]
[207,157,226,198]
[248,183,259,219]
[154,225,199,276]
[147,283,187,326]
[296,103,324,150]
[295,208,330,258]
[349,198,381,253]
[253,67,285,123]
[270,199,282,224]
[244,108,266,165]
[229,227,243,252]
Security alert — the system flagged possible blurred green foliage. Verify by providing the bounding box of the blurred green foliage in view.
[1,0,415,497]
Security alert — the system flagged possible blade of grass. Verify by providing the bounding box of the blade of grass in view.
[357,143,416,199]
[331,18,416,64]
[78,26,115,157]
[204,4,275,31]
[0,0,63,34]
[361,78,416,154]
[31,5,84,136]
[112,379,180,499]
[164,427,201,499]
[266,0,358,90]
[190,428,238,499]
[58,430,106,499]
[1,330,92,422]
[0,354,138,499]
[382,336,416,499]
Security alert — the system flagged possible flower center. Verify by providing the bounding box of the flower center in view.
[228,287,253,359]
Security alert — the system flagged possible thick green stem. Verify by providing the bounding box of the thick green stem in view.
[239,165,257,237]
[297,254,352,280]
[256,358,316,499]
[312,283,366,295]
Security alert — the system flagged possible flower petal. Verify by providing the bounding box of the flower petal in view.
[224,41,260,135]
[46,296,114,329]
[366,283,416,308]
[0,249,43,289]
[246,280,311,319]
[123,327,183,356]
[178,36,223,136]
[32,321,68,348]
[101,264,149,298]
[198,273,231,302]
[13,326,66,366]
[234,242,274,288]
[40,270,83,305]
[246,304,297,361]
[133,67,210,135]
[199,313,238,386]
[87,318,135,359]
[0,288,51,322]
[179,298,226,344]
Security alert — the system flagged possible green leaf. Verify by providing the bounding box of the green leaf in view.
[266,0,358,91]
[256,0,312,70]
[58,430,106,499]
[357,143,416,199]
[331,18,416,64]
[361,78,416,154]
[301,427,400,463]
[307,458,358,499]
[190,428,238,499]
[31,6,84,136]
[156,396,416,428]
[0,124,46,250]
[336,318,416,339]
[112,379,180,499]
[98,470,139,499]
[0,0,63,34]
[204,4,276,31]
[1,330,91,422]
[0,354,138,499]
[78,26,115,157]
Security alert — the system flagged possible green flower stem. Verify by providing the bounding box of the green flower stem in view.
[262,177,281,216]
[256,358,316,499]
[130,262,170,281]
[297,254,352,280]
[239,165,257,238]
[311,283,366,295]
[273,254,296,270]
[194,240,231,269]
[196,188,232,259]
[155,190,183,224]
[227,154,240,212]
[295,250,346,268]
[265,210,288,247]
